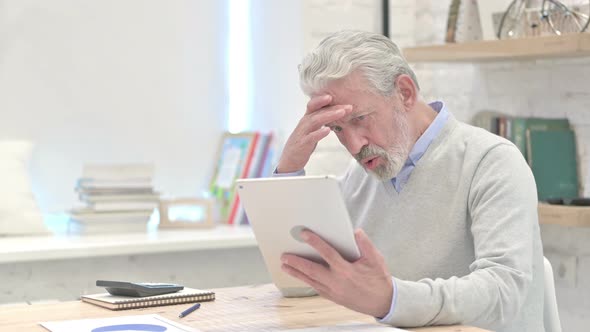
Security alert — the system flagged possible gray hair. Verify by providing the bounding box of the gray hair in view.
[299,30,420,96]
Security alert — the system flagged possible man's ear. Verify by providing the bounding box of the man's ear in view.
[393,75,418,110]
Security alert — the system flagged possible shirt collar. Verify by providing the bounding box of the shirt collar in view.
[407,101,448,165]
[391,101,449,192]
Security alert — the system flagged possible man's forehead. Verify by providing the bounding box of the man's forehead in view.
[312,73,366,98]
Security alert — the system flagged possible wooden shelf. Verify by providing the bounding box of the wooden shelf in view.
[538,203,590,227]
[403,34,590,62]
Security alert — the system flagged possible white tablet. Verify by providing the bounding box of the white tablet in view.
[236,175,361,297]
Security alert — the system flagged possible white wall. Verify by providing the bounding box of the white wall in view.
[0,0,228,212]
[249,0,306,138]
[302,0,383,52]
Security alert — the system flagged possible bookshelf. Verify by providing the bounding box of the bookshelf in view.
[403,34,590,62]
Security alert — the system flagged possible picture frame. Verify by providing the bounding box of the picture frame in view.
[209,132,260,224]
[158,198,214,229]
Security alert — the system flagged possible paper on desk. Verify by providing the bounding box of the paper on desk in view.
[40,314,200,332]
[283,321,408,331]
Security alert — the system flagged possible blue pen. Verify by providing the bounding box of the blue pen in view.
[179,303,201,318]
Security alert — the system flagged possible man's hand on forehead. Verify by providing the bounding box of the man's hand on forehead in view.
[276,94,351,173]
[306,94,333,114]
[306,95,353,127]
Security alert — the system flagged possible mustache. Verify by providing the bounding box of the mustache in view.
[355,145,387,162]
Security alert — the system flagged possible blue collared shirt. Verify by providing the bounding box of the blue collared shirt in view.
[391,101,449,193]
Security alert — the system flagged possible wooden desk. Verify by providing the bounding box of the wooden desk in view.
[0,284,489,332]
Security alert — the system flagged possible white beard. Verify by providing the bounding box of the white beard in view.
[354,113,412,181]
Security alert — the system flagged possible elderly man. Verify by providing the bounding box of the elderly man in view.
[276,30,544,332]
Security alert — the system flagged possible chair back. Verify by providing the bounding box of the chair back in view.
[544,256,562,332]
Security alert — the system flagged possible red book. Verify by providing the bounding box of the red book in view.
[227,132,260,225]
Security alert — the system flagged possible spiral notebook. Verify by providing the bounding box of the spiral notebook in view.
[81,287,215,310]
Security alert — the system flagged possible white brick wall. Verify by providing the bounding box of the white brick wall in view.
[301,0,590,330]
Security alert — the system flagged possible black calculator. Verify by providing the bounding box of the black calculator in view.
[96,280,184,297]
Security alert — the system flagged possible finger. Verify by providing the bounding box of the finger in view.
[305,94,332,115]
[301,230,347,269]
[281,263,330,294]
[298,104,351,139]
[306,104,352,128]
[305,126,331,144]
[281,253,330,285]
[354,229,382,261]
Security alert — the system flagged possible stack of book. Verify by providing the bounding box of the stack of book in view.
[69,164,160,234]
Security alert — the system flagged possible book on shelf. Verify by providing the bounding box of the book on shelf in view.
[248,132,273,178]
[257,132,275,178]
[497,116,509,140]
[82,163,155,180]
[209,132,258,224]
[471,110,507,134]
[87,201,159,212]
[231,133,275,226]
[68,220,148,234]
[81,287,215,310]
[527,128,579,201]
[79,193,161,203]
[511,117,570,157]
[227,133,263,226]
[70,163,160,233]
[209,131,274,225]
[259,144,275,179]
[472,112,571,158]
[75,187,156,195]
[77,179,153,190]
[70,209,154,223]
[233,132,275,225]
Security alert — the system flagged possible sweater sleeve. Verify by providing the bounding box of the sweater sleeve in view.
[381,143,538,329]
